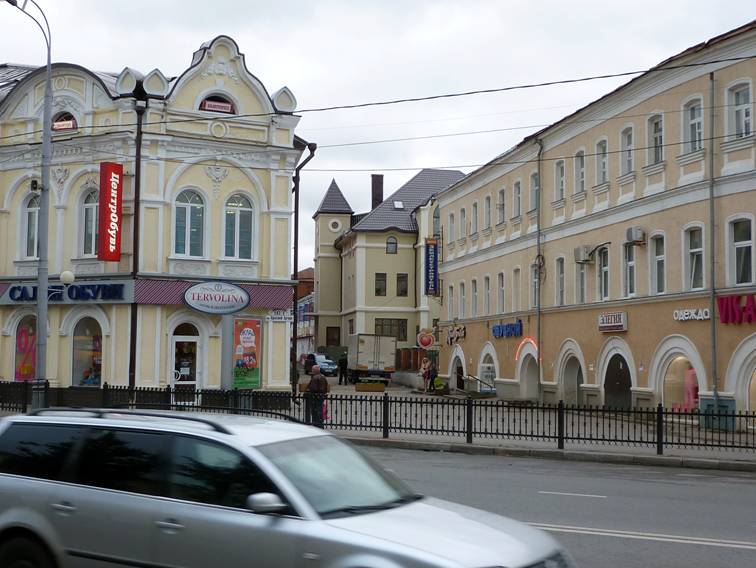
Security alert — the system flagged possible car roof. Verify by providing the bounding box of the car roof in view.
[3,410,330,447]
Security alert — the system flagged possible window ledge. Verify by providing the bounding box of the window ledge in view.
[642,161,666,176]
[510,215,522,224]
[551,198,566,208]
[481,227,492,237]
[447,241,456,250]
[495,221,507,230]
[219,257,259,264]
[470,232,479,242]
[571,190,587,204]
[721,134,754,153]
[617,171,636,186]
[457,237,467,245]
[676,148,705,166]
[168,256,212,263]
[592,182,610,195]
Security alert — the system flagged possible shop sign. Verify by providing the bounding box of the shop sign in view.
[417,329,435,349]
[233,318,261,389]
[492,319,523,338]
[97,162,123,262]
[184,281,250,315]
[717,294,756,324]
[446,325,466,345]
[270,309,293,322]
[0,280,133,305]
[673,308,711,321]
[424,239,439,296]
[598,311,627,332]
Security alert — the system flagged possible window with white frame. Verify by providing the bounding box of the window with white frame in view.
[23,194,40,259]
[684,99,703,153]
[448,213,455,241]
[729,84,752,139]
[459,282,466,319]
[513,182,521,217]
[555,257,565,306]
[448,285,454,319]
[575,262,586,304]
[433,207,440,237]
[529,173,539,212]
[651,235,665,294]
[52,111,77,132]
[621,127,634,175]
[471,280,478,317]
[648,114,664,164]
[623,243,636,297]
[460,208,467,237]
[385,236,398,254]
[512,268,521,311]
[484,196,491,230]
[497,189,506,224]
[731,218,754,285]
[598,247,610,300]
[685,227,704,290]
[471,203,478,235]
[574,151,585,193]
[175,190,205,257]
[224,194,254,259]
[596,140,608,184]
[555,160,565,201]
[82,190,99,257]
[530,263,539,308]
[497,272,505,313]
[484,276,490,315]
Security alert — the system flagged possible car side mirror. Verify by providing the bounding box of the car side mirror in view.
[246,492,287,514]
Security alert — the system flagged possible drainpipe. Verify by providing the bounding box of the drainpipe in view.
[708,72,719,408]
[290,143,317,385]
[127,99,146,389]
[535,139,544,395]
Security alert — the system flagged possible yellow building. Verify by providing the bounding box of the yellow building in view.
[313,170,463,351]
[0,36,306,390]
[437,22,756,411]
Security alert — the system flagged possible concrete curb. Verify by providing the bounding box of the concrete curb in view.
[344,436,756,473]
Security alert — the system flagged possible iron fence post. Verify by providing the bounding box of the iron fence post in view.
[466,394,473,444]
[103,383,110,408]
[558,400,565,450]
[382,392,390,439]
[656,403,664,455]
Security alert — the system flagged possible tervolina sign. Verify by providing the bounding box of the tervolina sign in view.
[184,282,250,315]
[97,162,124,261]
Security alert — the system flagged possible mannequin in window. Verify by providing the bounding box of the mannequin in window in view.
[683,363,699,411]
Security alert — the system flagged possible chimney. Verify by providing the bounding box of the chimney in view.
[371,174,383,210]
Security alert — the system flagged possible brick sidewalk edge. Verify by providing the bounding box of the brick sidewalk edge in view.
[343,436,756,473]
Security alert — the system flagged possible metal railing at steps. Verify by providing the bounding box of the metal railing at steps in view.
[463,374,496,392]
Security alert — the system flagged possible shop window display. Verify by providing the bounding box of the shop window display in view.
[72,317,102,387]
[663,356,698,411]
[14,315,36,381]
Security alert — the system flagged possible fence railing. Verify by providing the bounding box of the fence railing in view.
[1,382,754,455]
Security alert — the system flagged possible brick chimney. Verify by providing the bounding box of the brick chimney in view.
[371,174,383,210]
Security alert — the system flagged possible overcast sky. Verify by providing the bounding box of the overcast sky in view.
[2,1,754,270]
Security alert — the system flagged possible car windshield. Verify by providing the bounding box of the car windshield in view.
[258,436,420,518]
[315,355,329,363]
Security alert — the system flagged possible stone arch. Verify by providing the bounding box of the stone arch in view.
[1,305,48,337]
[724,332,756,410]
[648,334,707,405]
[59,305,111,337]
[477,341,500,379]
[515,338,540,400]
[165,309,219,389]
[554,338,587,404]
[447,343,466,392]
[596,335,637,406]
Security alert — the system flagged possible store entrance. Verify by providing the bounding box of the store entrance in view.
[172,323,200,390]
[605,354,632,409]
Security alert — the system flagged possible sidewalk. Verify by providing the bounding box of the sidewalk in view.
[317,375,756,473]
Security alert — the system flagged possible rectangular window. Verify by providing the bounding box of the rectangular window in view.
[497,189,506,224]
[575,262,586,304]
[484,196,491,229]
[484,276,491,315]
[348,319,354,335]
[556,258,565,306]
[649,116,664,164]
[397,273,408,297]
[374,319,407,342]
[652,236,665,294]
[326,326,340,346]
[26,209,38,258]
[596,140,608,184]
[471,280,478,317]
[529,173,539,212]
[530,264,539,308]
[575,152,585,193]
[471,203,478,235]
[686,101,703,153]
[175,208,186,255]
[687,228,703,290]
[497,273,505,314]
[555,161,565,201]
[448,285,454,319]
[598,248,610,300]
[460,209,466,237]
[448,214,455,241]
[621,128,633,175]
[512,268,521,311]
[189,207,204,257]
[375,273,386,296]
[513,182,521,217]
[624,244,636,297]
[83,206,98,256]
[732,86,752,139]
[733,219,753,285]
[459,283,466,319]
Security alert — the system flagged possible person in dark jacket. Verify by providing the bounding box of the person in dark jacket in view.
[338,356,348,385]
[306,365,329,427]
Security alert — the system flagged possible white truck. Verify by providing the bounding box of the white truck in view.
[346,334,397,383]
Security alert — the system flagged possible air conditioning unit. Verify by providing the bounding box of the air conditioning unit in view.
[626,226,646,244]
[574,245,593,264]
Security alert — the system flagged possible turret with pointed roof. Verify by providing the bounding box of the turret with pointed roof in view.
[314,179,353,218]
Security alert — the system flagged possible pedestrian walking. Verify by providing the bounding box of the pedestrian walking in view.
[420,357,431,392]
[305,364,329,428]
[427,362,438,393]
[338,355,348,385]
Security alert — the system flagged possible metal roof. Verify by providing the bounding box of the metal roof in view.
[314,179,353,217]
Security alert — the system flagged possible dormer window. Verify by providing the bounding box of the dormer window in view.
[199,95,235,114]
[393,200,404,210]
[52,112,76,132]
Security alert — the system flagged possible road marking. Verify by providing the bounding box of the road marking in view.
[538,491,607,498]
[676,473,708,477]
[528,522,756,550]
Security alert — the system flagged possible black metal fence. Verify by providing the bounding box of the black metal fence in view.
[1,382,755,455]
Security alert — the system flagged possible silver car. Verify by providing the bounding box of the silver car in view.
[0,409,574,568]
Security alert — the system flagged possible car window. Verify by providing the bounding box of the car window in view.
[0,423,86,481]
[73,428,170,496]
[168,435,281,509]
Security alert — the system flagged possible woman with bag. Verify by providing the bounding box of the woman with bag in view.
[420,357,431,392]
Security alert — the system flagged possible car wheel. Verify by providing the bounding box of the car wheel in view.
[0,537,54,568]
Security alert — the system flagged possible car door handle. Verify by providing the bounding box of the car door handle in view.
[155,519,185,532]
[51,501,77,514]
[302,552,320,561]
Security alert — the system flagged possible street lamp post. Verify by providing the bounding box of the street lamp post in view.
[5,0,53,395]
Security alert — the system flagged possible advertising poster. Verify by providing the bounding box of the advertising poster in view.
[233,318,261,389]
[425,239,439,296]
[97,161,123,262]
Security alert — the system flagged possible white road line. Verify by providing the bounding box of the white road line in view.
[676,473,708,477]
[537,491,607,498]
[528,523,756,551]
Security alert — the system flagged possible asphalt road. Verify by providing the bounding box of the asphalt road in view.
[361,447,756,568]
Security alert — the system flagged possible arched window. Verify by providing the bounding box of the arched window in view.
[52,111,77,132]
[574,151,585,193]
[684,99,703,153]
[432,207,440,237]
[199,94,235,114]
[648,114,664,164]
[386,236,397,254]
[174,190,204,257]
[82,190,99,256]
[72,317,102,387]
[14,315,36,381]
[224,194,254,259]
[24,194,40,259]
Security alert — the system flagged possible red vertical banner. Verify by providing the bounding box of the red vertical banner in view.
[97,162,124,261]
